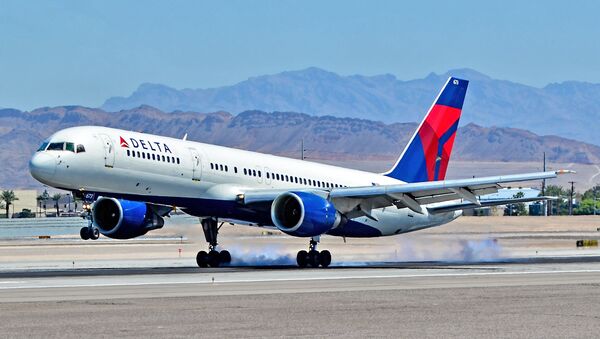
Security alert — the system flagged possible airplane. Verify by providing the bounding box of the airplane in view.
[29,77,568,268]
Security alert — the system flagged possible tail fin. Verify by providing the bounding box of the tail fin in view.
[384,77,468,182]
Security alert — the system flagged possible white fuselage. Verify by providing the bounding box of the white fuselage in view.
[29,126,460,237]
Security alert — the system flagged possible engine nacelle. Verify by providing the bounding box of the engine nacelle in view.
[270,191,341,237]
[92,197,164,239]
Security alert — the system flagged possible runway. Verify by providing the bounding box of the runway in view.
[2,216,600,337]
[1,260,600,338]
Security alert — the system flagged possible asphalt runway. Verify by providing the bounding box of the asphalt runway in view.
[1,259,600,338]
[2,216,600,338]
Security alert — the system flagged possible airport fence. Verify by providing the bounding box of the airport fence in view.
[0,217,87,238]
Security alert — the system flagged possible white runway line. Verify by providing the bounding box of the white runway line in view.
[2,268,600,290]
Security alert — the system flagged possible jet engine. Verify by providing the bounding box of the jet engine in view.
[92,197,164,239]
[270,191,342,237]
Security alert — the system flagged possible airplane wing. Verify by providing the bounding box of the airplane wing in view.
[241,170,571,218]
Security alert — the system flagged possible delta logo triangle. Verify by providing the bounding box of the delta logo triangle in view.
[120,136,129,148]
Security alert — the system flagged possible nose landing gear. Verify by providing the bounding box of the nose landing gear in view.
[80,226,99,240]
[296,236,331,268]
[80,211,99,240]
[196,218,231,268]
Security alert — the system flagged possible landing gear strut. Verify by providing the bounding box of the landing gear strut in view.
[296,236,331,268]
[196,218,231,268]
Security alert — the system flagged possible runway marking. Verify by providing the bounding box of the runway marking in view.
[1,268,600,290]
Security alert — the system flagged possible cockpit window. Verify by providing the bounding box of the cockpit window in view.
[37,142,49,152]
[76,144,85,153]
[65,142,75,152]
[46,142,65,151]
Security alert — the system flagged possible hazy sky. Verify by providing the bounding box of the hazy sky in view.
[1,0,599,110]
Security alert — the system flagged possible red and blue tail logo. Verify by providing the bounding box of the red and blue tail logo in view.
[384,77,468,182]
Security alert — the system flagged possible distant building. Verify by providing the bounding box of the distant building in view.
[0,189,80,218]
[0,189,37,218]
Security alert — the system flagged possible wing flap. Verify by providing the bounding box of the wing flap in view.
[428,196,556,214]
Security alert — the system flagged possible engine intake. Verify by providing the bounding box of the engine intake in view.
[92,197,164,239]
[271,191,341,237]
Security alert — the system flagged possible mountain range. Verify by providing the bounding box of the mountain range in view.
[2,105,599,188]
[102,68,599,145]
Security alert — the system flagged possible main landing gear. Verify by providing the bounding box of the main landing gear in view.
[296,236,331,268]
[196,218,231,268]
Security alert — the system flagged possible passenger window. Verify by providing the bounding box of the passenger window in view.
[220,164,223,171]
[47,142,65,151]
[142,153,146,159]
[258,171,261,177]
[167,157,171,163]
[234,167,238,173]
[37,141,49,152]
[253,170,257,177]
[127,150,130,156]
[177,158,181,164]
[276,174,280,180]
[65,142,75,152]
[152,154,156,160]
[161,155,165,162]
[244,168,247,175]
[224,165,227,171]
[172,157,175,163]
[210,163,214,170]
[266,173,270,179]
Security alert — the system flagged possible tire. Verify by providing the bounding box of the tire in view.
[308,250,320,268]
[90,228,100,240]
[208,250,221,267]
[219,250,231,264]
[196,251,208,268]
[319,250,332,268]
[296,250,308,268]
[80,227,90,240]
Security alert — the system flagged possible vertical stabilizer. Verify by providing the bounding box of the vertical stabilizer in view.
[383,77,468,182]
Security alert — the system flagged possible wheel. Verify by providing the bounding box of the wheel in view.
[208,250,221,267]
[219,250,231,264]
[196,250,208,268]
[90,228,100,240]
[319,250,331,268]
[308,250,320,268]
[80,227,90,240]
[296,250,308,268]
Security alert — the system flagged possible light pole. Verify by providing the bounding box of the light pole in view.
[542,152,547,216]
[594,191,597,216]
[568,181,575,216]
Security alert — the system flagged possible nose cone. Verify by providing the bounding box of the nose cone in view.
[29,153,56,183]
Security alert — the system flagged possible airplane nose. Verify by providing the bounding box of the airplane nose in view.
[29,152,56,182]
